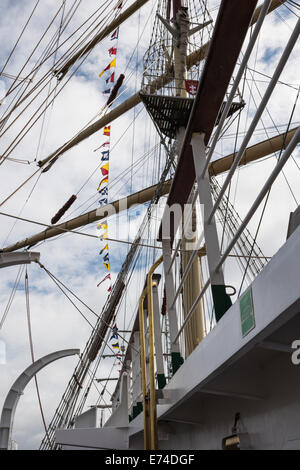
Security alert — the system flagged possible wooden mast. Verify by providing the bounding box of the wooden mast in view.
[171,1,205,356]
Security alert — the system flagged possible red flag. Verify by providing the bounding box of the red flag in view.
[93,141,109,152]
[109,72,115,83]
[109,47,117,56]
[185,80,199,96]
[97,273,111,287]
[107,286,112,292]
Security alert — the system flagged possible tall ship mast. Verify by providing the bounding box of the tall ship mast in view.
[0,0,299,450]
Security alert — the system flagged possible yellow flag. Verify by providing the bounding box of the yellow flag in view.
[97,222,107,230]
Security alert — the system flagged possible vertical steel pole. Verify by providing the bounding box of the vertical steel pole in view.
[162,239,184,373]
[147,256,163,450]
[138,287,150,449]
[152,284,167,389]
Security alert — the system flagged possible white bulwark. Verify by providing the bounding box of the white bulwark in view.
[55,226,300,449]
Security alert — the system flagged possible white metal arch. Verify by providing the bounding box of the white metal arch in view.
[0,349,80,449]
[0,252,40,269]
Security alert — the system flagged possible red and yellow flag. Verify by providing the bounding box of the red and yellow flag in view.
[99,58,116,77]
[103,126,111,136]
[97,176,108,191]
[100,163,109,176]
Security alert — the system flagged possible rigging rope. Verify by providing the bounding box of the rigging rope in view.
[238,84,300,294]
[0,1,126,163]
[24,267,51,447]
[37,261,137,353]
[0,265,24,330]
[0,0,41,76]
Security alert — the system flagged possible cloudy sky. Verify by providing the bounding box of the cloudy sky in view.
[0,0,299,449]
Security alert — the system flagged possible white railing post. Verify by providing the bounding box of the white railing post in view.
[191,132,232,321]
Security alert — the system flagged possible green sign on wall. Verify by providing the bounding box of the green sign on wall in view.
[240,287,255,337]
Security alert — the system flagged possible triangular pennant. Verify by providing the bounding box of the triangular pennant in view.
[97,176,108,191]
[94,142,109,152]
[98,197,107,206]
[97,273,111,287]
[99,243,109,255]
[111,27,119,40]
[100,232,108,241]
[99,59,116,77]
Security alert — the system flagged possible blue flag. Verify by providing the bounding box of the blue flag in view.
[99,197,108,206]
[101,151,109,161]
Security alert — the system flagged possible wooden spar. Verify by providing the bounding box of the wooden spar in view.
[38,92,141,170]
[209,126,298,176]
[106,74,125,107]
[51,194,77,224]
[250,0,286,25]
[0,180,172,253]
[1,127,294,253]
[37,0,287,170]
[55,0,151,80]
